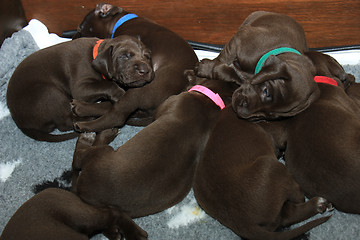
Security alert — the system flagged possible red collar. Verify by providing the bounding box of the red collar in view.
[93,39,106,80]
[314,76,338,86]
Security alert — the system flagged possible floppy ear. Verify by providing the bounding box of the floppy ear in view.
[92,45,114,79]
[216,32,240,64]
[251,55,288,85]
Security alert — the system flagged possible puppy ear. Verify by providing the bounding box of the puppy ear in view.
[184,69,196,84]
[251,55,287,85]
[92,45,114,79]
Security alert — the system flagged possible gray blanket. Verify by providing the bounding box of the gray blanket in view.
[0,29,359,240]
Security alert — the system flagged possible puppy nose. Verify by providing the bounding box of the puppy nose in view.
[135,63,150,76]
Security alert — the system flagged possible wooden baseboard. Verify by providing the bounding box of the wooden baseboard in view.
[21,0,360,48]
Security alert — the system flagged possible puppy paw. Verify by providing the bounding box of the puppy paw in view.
[79,132,96,145]
[194,58,215,78]
[315,197,333,213]
[95,128,119,145]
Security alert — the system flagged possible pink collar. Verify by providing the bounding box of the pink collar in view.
[188,85,225,109]
[314,76,338,86]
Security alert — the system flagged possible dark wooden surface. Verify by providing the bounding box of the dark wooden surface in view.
[21,0,360,48]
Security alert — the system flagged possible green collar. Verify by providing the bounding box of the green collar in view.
[254,47,301,75]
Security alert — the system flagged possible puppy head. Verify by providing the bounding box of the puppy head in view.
[73,3,125,39]
[232,54,320,121]
[92,35,154,88]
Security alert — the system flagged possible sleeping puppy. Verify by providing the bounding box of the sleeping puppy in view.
[283,80,360,214]
[6,35,153,142]
[272,53,360,214]
[194,106,331,240]
[195,11,320,121]
[71,3,198,132]
[304,50,360,107]
[71,72,238,224]
[0,188,148,240]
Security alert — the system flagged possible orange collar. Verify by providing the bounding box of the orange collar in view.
[93,39,105,59]
[93,39,106,80]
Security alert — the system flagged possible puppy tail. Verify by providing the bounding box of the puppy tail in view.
[247,215,331,240]
[20,128,79,142]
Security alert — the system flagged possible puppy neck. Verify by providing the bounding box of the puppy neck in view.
[188,85,225,109]
[254,47,301,75]
[111,13,138,38]
[314,76,338,86]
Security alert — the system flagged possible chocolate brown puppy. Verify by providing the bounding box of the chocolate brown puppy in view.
[6,35,153,142]
[194,106,331,240]
[195,11,320,121]
[72,3,198,132]
[284,81,360,214]
[257,52,360,214]
[71,72,238,221]
[0,188,148,240]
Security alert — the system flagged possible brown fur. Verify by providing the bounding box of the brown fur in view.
[194,106,331,240]
[0,188,148,240]
[71,3,198,132]
[71,73,238,222]
[6,36,153,142]
[195,11,320,121]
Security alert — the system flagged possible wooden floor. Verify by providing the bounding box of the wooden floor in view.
[22,0,360,49]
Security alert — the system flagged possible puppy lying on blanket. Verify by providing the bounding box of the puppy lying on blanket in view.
[0,188,147,240]
[281,53,360,214]
[72,3,198,132]
[71,72,238,225]
[195,11,320,121]
[6,35,153,142]
[194,106,331,240]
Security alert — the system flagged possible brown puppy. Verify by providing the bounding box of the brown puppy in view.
[71,72,238,222]
[7,35,153,142]
[256,51,360,214]
[283,80,360,214]
[194,106,331,240]
[0,188,148,240]
[195,11,320,121]
[71,3,198,132]
[304,51,360,107]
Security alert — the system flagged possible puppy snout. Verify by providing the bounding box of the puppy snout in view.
[135,63,150,76]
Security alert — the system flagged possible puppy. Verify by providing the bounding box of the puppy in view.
[195,11,320,121]
[71,3,198,132]
[283,74,360,214]
[6,35,153,142]
[254,51,360,214]
[0,188,148,240]
[304,51,360,106]
[71,72,238,222]
[193,106,331,240]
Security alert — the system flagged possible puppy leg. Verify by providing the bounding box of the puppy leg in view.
[280,197,332,227]
[71,99,112,117]
[72,132,115,192]
[103,208,148,240]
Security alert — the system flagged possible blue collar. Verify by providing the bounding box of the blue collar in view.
[111,13,138,38]
[254,47,301,75]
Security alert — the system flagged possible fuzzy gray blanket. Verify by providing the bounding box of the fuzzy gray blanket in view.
[0,29,360,240]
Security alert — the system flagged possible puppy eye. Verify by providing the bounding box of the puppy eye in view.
[120,53,133,60]
[262,86,272,101]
